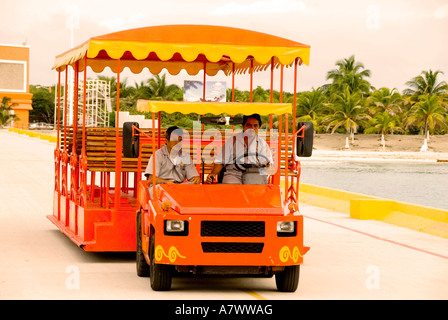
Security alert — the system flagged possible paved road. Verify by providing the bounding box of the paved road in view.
[1,129,447,300]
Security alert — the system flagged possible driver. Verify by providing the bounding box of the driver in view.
[206,114,273,184]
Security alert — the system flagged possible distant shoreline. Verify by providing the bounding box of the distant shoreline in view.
[5,129,448,162]
[308,133,448,163]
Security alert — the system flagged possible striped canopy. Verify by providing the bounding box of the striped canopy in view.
[136,100,292,115]
[52,25,310,76]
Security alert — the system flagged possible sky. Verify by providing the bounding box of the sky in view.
[1,0,447,93]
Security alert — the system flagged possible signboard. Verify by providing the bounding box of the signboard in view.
[0,60,26,92]
[183,80,226,102]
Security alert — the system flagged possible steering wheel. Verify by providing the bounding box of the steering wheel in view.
[234,153,271,172]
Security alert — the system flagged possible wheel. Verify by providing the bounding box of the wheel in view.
[123,122,139,158]
[275,265,300,292]
[136,210,150,277]
[149,234,173,291]
[296,121,313,157]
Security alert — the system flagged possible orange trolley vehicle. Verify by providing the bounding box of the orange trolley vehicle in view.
[49,25,313,292]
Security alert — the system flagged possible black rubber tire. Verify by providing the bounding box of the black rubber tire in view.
[275,265,300,292]
[149,234,173,291]
[136,210,150,277]
[296,121,313,157]
[123,122,139,158]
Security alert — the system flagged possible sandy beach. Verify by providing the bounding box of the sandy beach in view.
[310,133,448,162]
[5,129,448,162]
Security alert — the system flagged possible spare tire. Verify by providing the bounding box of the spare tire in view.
[296,121,313,157]
[123,122,140,158]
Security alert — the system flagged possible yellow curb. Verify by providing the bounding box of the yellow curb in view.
[9,129,57,143]
[294,182,448,239]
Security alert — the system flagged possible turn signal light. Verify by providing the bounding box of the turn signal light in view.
[161,201,171,211]
[288,202,298,213]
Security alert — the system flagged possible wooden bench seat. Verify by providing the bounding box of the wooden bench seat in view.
[60,127,298,176]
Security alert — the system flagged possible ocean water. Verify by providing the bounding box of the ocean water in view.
[298,160,448,210]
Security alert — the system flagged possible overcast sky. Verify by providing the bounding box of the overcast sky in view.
[1,0,447,93]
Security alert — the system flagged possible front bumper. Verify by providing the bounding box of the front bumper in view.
[151,213,308,267]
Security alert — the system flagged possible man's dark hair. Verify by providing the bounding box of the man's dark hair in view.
[242,114,262,127]
[165,126,184,141]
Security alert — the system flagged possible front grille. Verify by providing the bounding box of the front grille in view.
[201,242,264,253]
[201,221,265,237]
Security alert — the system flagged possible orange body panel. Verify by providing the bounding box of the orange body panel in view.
[49,191,136,252]
[139,184,308,267]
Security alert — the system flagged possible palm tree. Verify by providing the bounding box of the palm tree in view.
[404,70,448,102]
[365,111,401,149]
[147,74,181,101]
[227,88,249,102]
[296,88,327,132]
[0,97,19,127]
[252,86,269,102]
[367,87,403,116]
[325,88,371,144]
[297,88,326,117]
[326,55,372,96]
[406,95,447,140]
[134,80,152,100]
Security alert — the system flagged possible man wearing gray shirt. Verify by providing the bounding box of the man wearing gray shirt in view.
[206,114,273,184]
[145,126,200,197]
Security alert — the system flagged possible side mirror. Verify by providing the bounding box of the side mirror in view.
[123,122,140,158]
[296,121,313,157]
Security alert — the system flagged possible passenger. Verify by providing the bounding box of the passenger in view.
[206,114,273,184]
[145,126,200,197]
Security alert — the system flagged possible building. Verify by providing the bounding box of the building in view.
[0,44,33,128]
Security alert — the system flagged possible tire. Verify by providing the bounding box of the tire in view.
[296,121,313,157]
[136,210,150,277]
[123,122,139,158]
[149,234,173,291]
[275,265,300,292]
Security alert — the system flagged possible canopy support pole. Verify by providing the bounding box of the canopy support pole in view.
[232,63,235,102]
[56,70,61,148]
[270,57,274,129]
[157,111,161,149]
[280,64,284,194]
[293,58,300,202]
[203,61,206,130]
[152,112,156,199]
[71,61,80,209]
[292,59,298,201]
[203,62,207,101]
[114,59,122,210]
[55,69,62,220]
[64,68,68,151]
[80,56,88,207]
[250,59,254,102]
[72,61,79,155]
[82,56,87,154]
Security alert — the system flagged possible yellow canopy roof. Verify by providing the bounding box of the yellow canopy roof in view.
[136,100,292,116]
[52,25,310,76]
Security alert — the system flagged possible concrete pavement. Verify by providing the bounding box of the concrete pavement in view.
[1,129,447,299]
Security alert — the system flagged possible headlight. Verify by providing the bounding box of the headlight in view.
[166,220,184,232]
[164,220,189,236]
[277,221,296,237]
